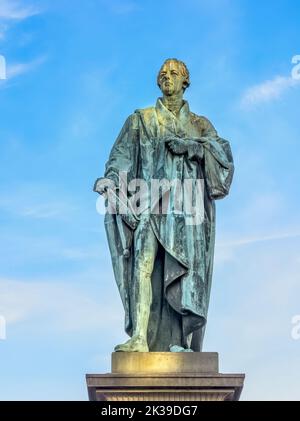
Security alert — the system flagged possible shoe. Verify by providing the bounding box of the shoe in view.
[114,336,149,352]
[169,345,193,352]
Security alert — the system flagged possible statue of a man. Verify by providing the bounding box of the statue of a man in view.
[94,59,234,352]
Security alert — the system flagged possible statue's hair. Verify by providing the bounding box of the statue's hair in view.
[157,58,190,92]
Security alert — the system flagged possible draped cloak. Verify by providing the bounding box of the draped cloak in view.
[104,99,234,351]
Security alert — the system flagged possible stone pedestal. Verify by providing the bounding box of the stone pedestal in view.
[86,352,245,401]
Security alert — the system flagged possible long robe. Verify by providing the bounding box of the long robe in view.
[104,98,234,351]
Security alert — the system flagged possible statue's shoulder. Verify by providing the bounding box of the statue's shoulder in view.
[133,106,157,126]
[189,112,214,130]
[134,106,156,118]
[122,106,157,131]
[123,111,142,130]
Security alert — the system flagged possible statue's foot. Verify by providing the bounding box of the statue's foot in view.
[114,336,149,352]
[169,345,193,352]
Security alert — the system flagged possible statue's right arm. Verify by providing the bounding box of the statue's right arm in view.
[104,114,139,185]
[93,177,116,195]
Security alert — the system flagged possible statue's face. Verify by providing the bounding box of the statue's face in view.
[158,61,186,96]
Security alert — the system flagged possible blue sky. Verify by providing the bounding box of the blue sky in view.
[0,0,300,400]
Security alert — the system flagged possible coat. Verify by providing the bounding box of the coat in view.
[103,98,234,351]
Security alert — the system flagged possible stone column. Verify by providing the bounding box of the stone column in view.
[86,353,245,401]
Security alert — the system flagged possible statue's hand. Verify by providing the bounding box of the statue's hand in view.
[166,137,204,159]
[93,177,115,195]
[166,138,189,155]
[187,141,204,160]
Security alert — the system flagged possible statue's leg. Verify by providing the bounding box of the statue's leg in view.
[115,216,158,352]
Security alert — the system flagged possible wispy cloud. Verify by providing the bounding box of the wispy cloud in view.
[0,0,42,40]
[61,247,101,261]
[207,233,300,400]
[215,230,300,265]
[0,0,40,21]
[19,204,67,219]
[241,75,300,108]
[6,55,46,79]
[219,231,300,248]
[0,277,122,333]
[214,187,300,264]
[0,183,76,220]
[0,22,7,38]
[102,0,139,15]
[0,196,74,220]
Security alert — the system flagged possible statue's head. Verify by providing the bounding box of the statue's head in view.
[157,58,190,96]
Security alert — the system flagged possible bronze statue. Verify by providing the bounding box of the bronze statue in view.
[94,59,234,352]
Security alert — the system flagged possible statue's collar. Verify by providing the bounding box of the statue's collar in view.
[156,98,190,124]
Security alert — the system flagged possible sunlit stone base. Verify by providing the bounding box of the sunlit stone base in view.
[86,352,245,401]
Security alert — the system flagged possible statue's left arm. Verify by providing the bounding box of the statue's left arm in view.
[196,117,234,200]
[168,117,234,199]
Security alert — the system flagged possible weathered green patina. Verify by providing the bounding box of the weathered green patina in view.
[94,59,234,352]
